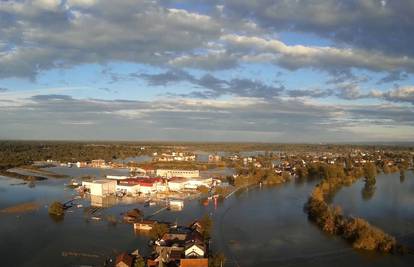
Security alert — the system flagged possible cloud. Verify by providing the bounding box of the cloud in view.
[31,94,74,101]
[169,51,238,70]
[1,0,414,80]
[0,0,222,78]
[287,88,334,98]
[371,86,414,104]
[0,87,8,93]
[223,0,414,58]
[67,0,97,8]
[377,71,409,84]
[140,70,284,98]
[0,91,413,141]
[220,34,414,74]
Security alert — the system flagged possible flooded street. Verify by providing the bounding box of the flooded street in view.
[0,170,413,266]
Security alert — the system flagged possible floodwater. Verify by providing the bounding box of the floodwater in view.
[0,170,413,266]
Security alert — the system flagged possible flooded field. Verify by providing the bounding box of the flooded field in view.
[0,170,413,266]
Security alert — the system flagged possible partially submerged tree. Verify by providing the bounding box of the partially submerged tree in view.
[200,214,213,240]
[149,223,169,240]
[48,201,64,217]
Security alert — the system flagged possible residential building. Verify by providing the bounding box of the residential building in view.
[91,159,107,168]
[115,252,133,267]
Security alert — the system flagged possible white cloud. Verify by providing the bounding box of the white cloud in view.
[67,0,97,8]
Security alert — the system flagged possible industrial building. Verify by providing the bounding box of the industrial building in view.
[156,169,199,179]
[82,180,117,196]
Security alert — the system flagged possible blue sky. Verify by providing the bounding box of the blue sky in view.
[0,0,413,142]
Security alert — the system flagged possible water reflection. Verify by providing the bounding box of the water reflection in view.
[49,213,64,223]
[90,195,117,208]
[361,183,376,200]
[400,170,405,183]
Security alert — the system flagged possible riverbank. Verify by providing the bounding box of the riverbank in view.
[3,166,69,180]
[0,169,48,181]
[0,202,39,214]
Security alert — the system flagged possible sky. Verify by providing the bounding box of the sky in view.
[0,0,414,142]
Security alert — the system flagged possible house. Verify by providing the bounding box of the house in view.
[208,154,221,162]
[184,242,205,258]
[180,258,208,267]
[123,208,143,223]
[189,221,204,234]
[91,159,107,168]
[76,161,87,168]
[115,252,133,267]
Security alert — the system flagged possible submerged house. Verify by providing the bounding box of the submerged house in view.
[115,252,133,267]
[123,208,143,223]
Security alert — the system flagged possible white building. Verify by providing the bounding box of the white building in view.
[184,178,213,190]
[116,184,140,195]
[82,180,117,196]
[107,175,129,180]
[168,177,188,191]
[156,169,199,179]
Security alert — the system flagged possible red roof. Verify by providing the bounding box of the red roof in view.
[180,258,208,267]
[115,252,133,267]
[119,178,162,186]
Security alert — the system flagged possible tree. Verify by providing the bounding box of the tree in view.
[361,183,376,201]
[197,185,209,194]
[48,201,64,216]
[400,169,405,183]
[383,164,391,174]
[296,166,308,180]
[134,255,145,267]
[149,223,169,240]
[363,163,377,186]
[200,214,213,240]
[209,253,226,267]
